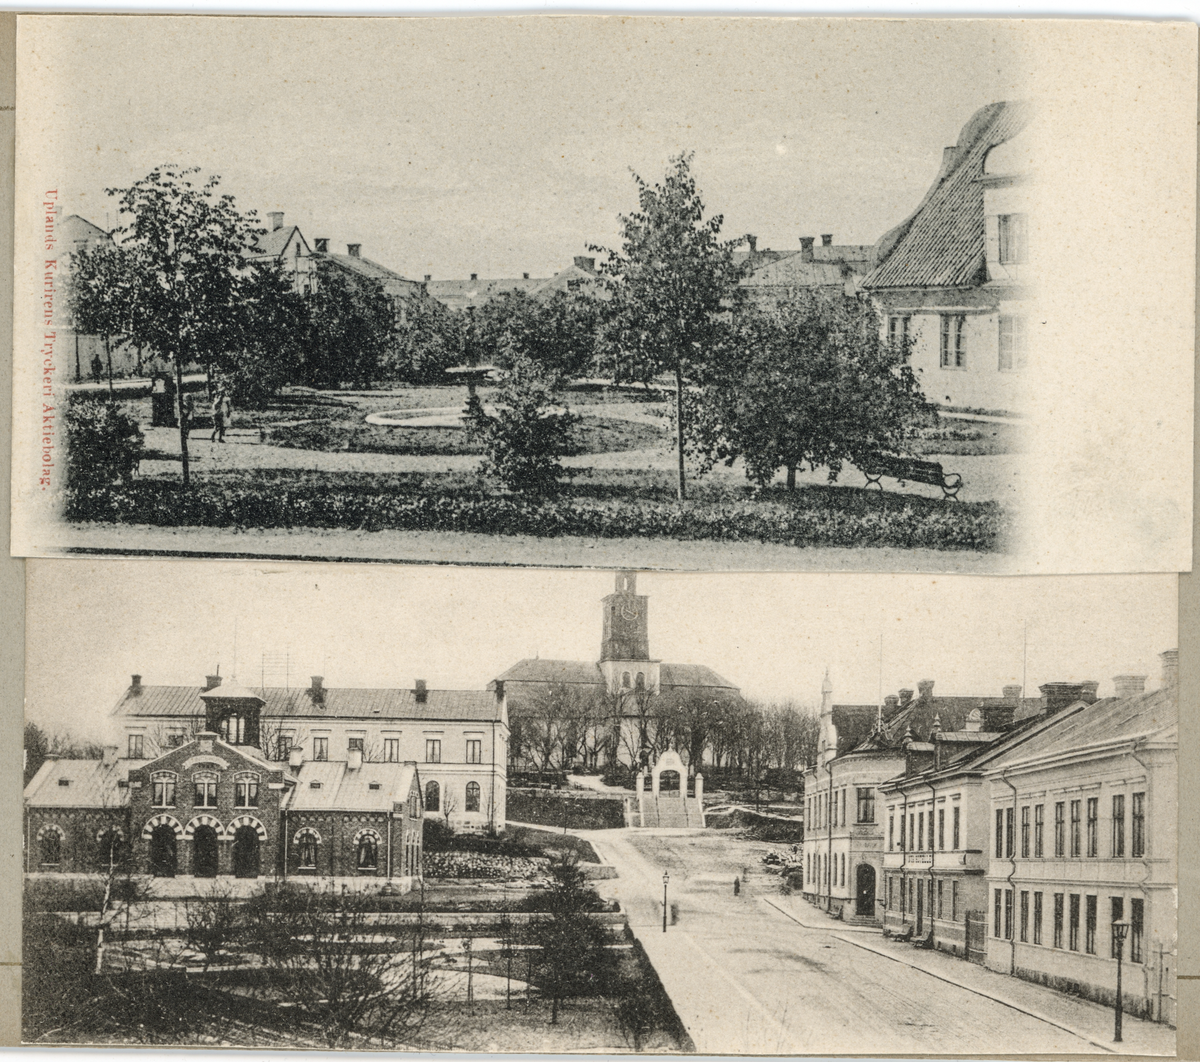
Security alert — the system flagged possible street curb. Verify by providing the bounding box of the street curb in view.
[832,933,1117,1054]
[760,896,881,933]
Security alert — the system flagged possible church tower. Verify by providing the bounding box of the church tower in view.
[598,572,659,695]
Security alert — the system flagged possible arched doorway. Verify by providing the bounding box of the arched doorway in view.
[192,825,219,878]
[150,824,177,877]
[659,770,681,793]
[232,826,260,879]
[855,863,876,917]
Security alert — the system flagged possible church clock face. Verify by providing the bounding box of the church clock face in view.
[620,604,640,621]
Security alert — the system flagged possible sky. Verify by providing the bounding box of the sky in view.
[25,561,1176,745]
[26,16,1027,280]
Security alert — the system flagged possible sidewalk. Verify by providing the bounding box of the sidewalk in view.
[766,894,1174,1056]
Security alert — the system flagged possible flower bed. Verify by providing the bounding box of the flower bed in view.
[423,851,550,880]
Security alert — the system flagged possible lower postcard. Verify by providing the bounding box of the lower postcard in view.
[19,560,1179,1055]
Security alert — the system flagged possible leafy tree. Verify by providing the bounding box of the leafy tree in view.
[594,152,745,501]
[474,289,600,378]
[65,396,144,499]
[464,351,577,493]
[303,261,396,389]
[106,166,265,487]
[691,294,933,489]
[64,243,137,394]
[221,262,309,408]
[525,854,614,1024]
[387,296,462,383]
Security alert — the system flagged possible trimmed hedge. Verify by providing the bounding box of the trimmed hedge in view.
[507,789,627,831]
[68,477,1008,552]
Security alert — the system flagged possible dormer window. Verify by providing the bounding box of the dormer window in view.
[369,782,382,791]
[309,781,322,790]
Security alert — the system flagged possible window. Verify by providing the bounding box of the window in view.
[1034,804,1044,857]
[998,213,1028,264]
[1021,806,1030,858]
[1070,800,1081,857]
[275,734,291,761]
[938,808,945,850]
[1110,897,1124,958]
[888,314,912,358]
[937,879,944,919]
[465,781,481,813]
[220,712,246,745]
[1020,890,1029,942]
[466,739,483,765]
[1053,893,1064,948]
[998,315,1028,371]
[425,780,440,813]
[857,788,875,823]
[128,734,144,758]
[841,790,847,827]
[1085,894,1097,954]
[888,814,895,851]
[994,888,1003,937]
[1132,792,1145,857]
[635,672,645,690]
[348,737,364,754]
[313,737,329,762]
[1033,892,1043,944]
[909,814,915,851]
[425,739,441,764]
[1112,794,1126,857]
[1004,889,1014,940]
[356,833,378,870]
[193,772,218,808]
[235,774,259,809]
[622,671,631,688]
[383,738,400,762]
[40,830,61,866]
[1086,797,1098,857]
[899,813,906,851]
[1130,899,1144,963]
[952,880,959,920]
[1005,807,1015,858]
[952,806,960,850]
[940,314,967,369]
[995,808,1004,858]
[297,830,318,869]
[1054,802,1066,857]
[1069,893,1080,950]
[888,876,894,908]
[918,812,925,851]
[151,771,176,808]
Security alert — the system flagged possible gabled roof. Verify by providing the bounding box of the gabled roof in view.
[285,760,418,813]
[659,663,739,690]
[60,214,112,248]
[862,101,1032,290]
[113,683,504,723]
[24,757,143,808]
[318,253,424,295]
[249,225,308,260]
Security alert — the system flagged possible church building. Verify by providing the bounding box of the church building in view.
[494,572,742,771]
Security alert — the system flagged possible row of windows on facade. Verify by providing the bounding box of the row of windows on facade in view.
[887,313,1028,373]
[129,733,486,765]
[424,779,482,814]
[291,829,385,871]
[150,771,259,809]
[993,794,1146,860]
[37,828,123,868]
[806,787,875,829]
[991,887,1146,963]
[806,851,851,890]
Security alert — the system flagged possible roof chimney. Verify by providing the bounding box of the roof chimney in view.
[470,273,478,281]
[347,747,363,771]
[573,256,595,273]
[1113,675,1147,699]
[347,243,361,258]
[799,236,815,262]
[898,689,914,707]
[310,676,325,704]
[268,211,284,231]
[821,234,833,246]
[204,674,222,692]
[1079,680,1100,704]
[1040,682,1087,714]
[746,234,757,254]
[314,238,329,253]
[983,703,1015,731]
[288,745,304,771]
[1160,649,1178,688]
[415,679,427,704]
[131,674,142,693]
[494,679,505,704]
[424,274,432,282]
[1002,684,1022,704]
[884,694,899,711]
[523,272,530,280]
[917,679,935,700]
[198,730,217,754]
[102,745,119,768]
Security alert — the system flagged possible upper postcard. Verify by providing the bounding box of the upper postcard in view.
[10,16,1196,573]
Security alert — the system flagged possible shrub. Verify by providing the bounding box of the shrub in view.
[65,396,144,495]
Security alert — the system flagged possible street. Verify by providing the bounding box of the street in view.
[583,830,1175,1057]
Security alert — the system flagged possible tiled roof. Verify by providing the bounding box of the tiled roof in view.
[493,658,738,691]
[284,760,418,812]
[742,253,850,289]
[113,683,503,723]
[862,101,1032,290]
[812,244,875,267]
[24,757,143,808]
[987,686,1177,768]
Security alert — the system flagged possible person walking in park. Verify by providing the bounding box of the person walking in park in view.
[210,389,230,443]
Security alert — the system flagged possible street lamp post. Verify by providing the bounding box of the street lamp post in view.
[662,871,670,933]
[1112,917,1130,1043]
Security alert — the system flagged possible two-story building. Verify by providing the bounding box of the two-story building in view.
[981,653,1178,1025]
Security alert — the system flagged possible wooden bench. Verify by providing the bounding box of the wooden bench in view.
[859,453,963,500]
